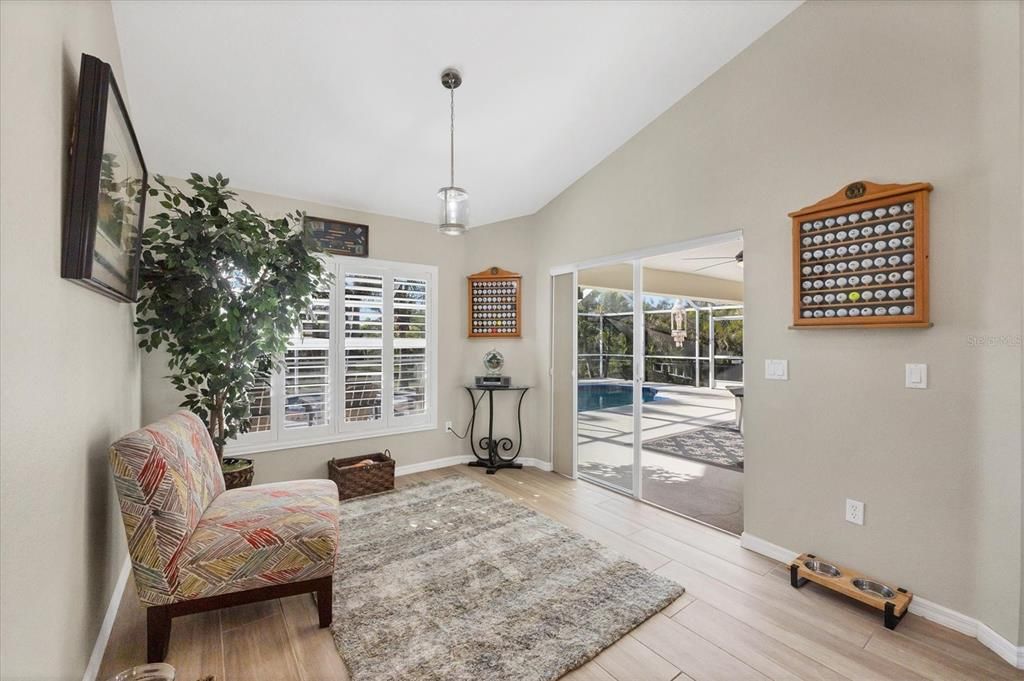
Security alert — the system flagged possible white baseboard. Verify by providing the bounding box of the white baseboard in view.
[740,532,799,564]
[978,622,1024,669]
[82,556,132,681]
[519,457,553,471]
[395,454,474,476]
[912,602,1024,669]
[395,454,553,476]
[740,532,1023,670]
[905,591,977,638]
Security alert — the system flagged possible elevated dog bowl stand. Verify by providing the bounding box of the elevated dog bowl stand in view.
[790,552,913,630]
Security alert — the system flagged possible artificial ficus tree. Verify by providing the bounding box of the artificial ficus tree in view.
[135,173,332,460]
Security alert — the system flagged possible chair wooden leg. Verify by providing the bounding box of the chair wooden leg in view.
[316,577,332,628]
[147,605,172,663]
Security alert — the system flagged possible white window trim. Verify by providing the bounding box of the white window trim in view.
[225,255,439,456]
[227,421,439,456]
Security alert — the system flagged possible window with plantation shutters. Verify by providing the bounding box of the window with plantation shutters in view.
[343,272,383,423]
[245,379,272,433]
[283,288,331,430]
[393,277,428,418]
[231,257,437,454]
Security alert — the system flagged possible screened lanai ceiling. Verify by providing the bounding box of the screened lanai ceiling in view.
[643,238,745,282]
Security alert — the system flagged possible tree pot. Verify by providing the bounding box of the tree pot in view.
[222,457,254,489]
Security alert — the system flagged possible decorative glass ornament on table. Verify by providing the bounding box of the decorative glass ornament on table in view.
[483,348,504,376]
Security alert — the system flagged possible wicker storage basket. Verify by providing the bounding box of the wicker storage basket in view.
[327,449,395,500]
[221,457,254,490]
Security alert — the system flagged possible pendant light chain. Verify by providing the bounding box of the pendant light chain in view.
[449,85,455,187]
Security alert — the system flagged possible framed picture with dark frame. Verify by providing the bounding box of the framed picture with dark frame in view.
[303,216,369,258]
[62,53,148,303]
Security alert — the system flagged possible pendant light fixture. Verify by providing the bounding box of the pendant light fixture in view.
[438,68,468,236]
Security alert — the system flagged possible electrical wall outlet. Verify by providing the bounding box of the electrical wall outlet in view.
[444,421,454,434]
[845,498,865,525]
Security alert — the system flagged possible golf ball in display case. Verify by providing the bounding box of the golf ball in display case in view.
[791,181,931,327]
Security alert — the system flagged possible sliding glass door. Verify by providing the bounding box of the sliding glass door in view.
[572,261,745,533]
[575,263,638,494]
[711,308,744,387]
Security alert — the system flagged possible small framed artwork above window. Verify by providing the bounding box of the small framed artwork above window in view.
[62,53,148,302]
[304,216,369,258]
[228,256,438,455]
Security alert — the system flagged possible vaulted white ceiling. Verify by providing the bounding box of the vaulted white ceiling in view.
[112,1,799,227]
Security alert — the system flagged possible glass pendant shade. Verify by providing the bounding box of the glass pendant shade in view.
[437,186,469,236]
[437,68,468,236]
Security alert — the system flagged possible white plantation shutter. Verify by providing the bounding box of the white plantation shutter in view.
[393,277,428,418]
[234,257,436,454]
[343,272,384,423]
[283,288,331,430]
[245,379,273,432]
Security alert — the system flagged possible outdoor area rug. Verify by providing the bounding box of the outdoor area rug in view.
[643,425,744,471]
[331,475,685,681]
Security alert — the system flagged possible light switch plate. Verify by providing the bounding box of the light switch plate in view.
[905,363,927,389]
[765,359,788,380]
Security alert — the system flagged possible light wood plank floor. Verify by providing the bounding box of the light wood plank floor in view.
[98,466,1016,681]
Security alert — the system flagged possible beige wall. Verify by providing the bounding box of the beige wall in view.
[142,183,468,481]
[550,273,576,476]
[0,1,142,678]
[140,189,546,482]
[579,263,743,302]
[528,0,1023,645]
[464,216,545,458]
[1019,0,1024,647]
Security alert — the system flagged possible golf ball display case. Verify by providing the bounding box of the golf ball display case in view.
[791,180,932,328]
[468,266,522,338]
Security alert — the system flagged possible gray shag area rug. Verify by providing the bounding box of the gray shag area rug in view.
[643,425,744,471]
[331,475,684,681]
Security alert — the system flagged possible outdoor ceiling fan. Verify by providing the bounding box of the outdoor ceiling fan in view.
[681,250,743,273]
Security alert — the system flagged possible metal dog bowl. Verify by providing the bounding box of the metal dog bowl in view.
[803,559,841,577]
[107,664,175,681]
[852,578,895,599]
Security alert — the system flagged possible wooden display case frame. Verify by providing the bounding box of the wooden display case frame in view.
[790,180,932,328]
[467,266,522,339]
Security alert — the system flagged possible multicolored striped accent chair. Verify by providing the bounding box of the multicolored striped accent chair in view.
[110,410,339,662]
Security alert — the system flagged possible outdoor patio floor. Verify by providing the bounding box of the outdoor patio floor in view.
[577,384,744,535]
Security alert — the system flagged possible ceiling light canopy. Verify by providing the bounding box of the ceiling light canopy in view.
[438,68,468,236]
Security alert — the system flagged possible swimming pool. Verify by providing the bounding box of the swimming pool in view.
[577,382,659,412]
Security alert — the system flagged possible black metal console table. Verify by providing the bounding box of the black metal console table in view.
[464,385,529,474]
